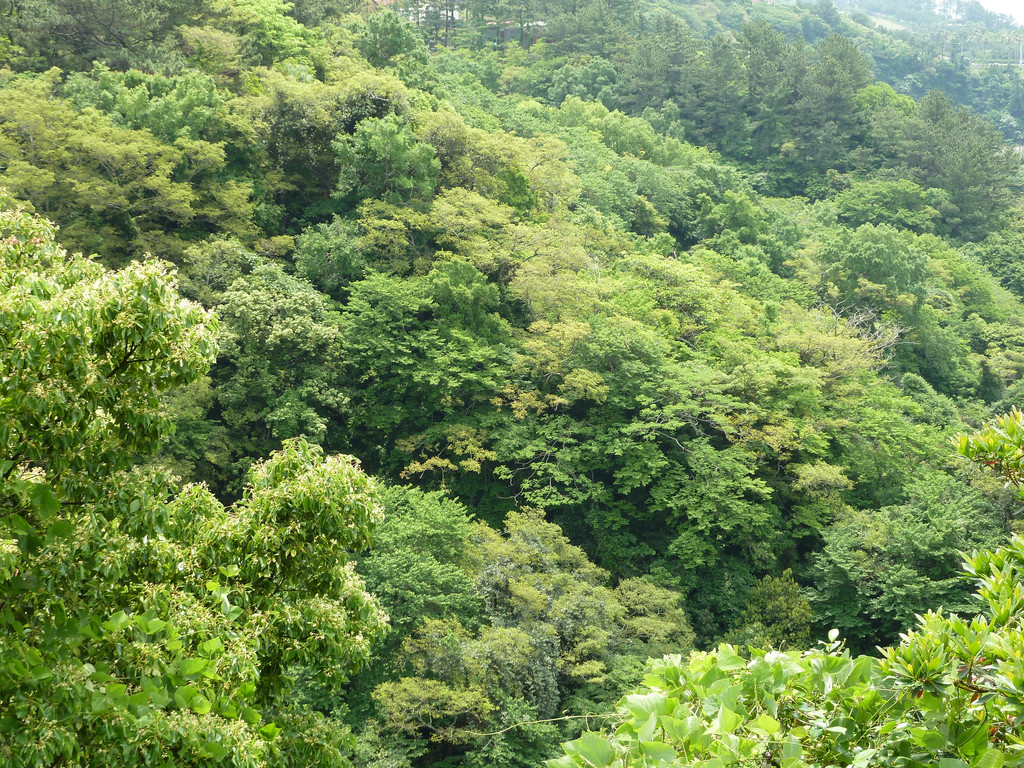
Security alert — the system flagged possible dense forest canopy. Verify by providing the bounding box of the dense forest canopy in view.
[3,0,1024,766]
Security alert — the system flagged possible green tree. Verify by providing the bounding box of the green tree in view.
[791,35,872,184]
[293,216,366,301]
[287,0,358,26]
[204,261,349,493]
[832,178,945,234]
[366,508,681,766]
[872,91,1019,240]
[0,70,252,264]
[808,471,1007,650]
[335,113,441,207]
[337,261,510,478]
[230,0,313,66]
[6,0,203,70]
[0,197,388,766]
[613,577,695,657]
[738,21,793,160]
[358,486,482,640]
[354,10,427,69]
[548,413,1024,768]
[819,222,928,309]
[727,569,813,650]
[63,64,240,145]
[964,225,1024,299]
[239,66,411,227]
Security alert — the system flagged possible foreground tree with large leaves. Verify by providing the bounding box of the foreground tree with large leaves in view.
[550,546,1024,768]
[0,196,388,767]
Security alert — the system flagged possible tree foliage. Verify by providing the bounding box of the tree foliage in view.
[0,198,388,767]
[5,2,1024,765]
[549,410,1024,768]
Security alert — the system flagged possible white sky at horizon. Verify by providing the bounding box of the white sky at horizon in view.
[973,0,1024,24]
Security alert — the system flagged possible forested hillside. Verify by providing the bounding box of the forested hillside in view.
[3,0,1024,766]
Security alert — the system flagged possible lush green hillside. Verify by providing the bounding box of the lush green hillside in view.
[3,1,1024,767]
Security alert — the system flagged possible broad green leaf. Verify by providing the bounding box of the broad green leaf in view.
[190,695,212,715]
[565,733,614,768]
[713,705,744,734]
[174,685,198,708]
[640,742,676,764]
[201,741,229,761]
[912,728,946,751]
[201,637,224,655]
[8,514,34,536]
[105,611,131,631]
[716,644,746,671]
[637,712,657,742]
[625,692,672,719]
[46,519,74,539]
[661,715,709,747]
[29,484,59,518]
[975,750,1005,768]
[781,738,803,760]
[178,658,207,677]
[258,722,281,740]
[753,714,780,736]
